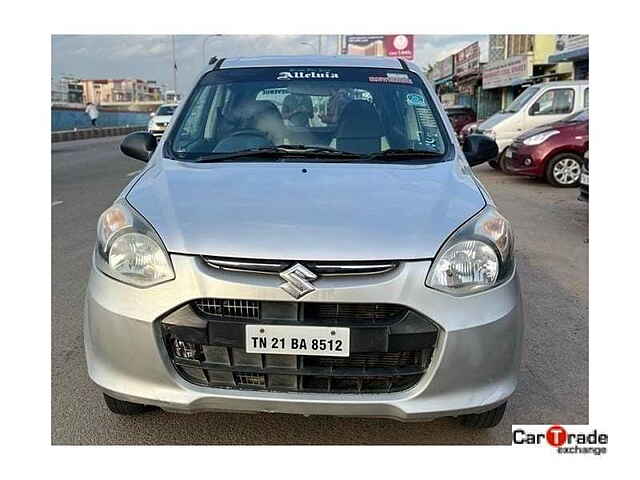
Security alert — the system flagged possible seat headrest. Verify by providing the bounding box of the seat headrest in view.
[336,100,383,138]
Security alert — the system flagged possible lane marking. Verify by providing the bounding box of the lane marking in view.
[126,169,142,177]
[52,200,64,207]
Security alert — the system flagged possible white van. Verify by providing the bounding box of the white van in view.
[477,80,589,167]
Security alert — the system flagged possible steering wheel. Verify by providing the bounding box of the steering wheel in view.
[213,129,274,153]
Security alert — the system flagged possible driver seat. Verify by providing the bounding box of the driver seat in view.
[335,100,384,154]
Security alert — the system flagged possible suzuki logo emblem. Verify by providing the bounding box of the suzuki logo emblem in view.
[279,263,318,299]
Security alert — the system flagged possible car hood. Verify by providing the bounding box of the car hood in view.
[478,112,514,130]
[126,160,486,261]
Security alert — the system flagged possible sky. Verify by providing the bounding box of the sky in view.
[52,35,488,94]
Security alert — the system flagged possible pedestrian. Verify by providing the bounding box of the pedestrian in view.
[85,102,99,128]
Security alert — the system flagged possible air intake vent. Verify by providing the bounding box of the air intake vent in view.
[193,298,260,320]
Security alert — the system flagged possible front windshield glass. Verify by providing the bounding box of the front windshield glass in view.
[157,106,176,116]
[504,86,540,113]
[167,67,448,161]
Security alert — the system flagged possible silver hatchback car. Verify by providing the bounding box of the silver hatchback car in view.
[84,55,523,428]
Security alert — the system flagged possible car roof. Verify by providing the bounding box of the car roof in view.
[159,103,178,107]
[531,80,589,87]
[219,55,409,71]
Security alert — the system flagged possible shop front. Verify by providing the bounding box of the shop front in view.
[482,54,534,109]
[548,35,589,80]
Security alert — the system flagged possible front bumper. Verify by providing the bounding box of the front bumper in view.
[504,142,546,177]
[84,254,524,421]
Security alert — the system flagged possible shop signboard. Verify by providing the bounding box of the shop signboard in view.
[482,55,533,89]
[455,42,480,78]
[433,55,454,81]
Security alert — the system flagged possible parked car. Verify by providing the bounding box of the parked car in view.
[85,55,522,429]
[505,109,588,187]
[476,80,589,170]
[579,150,589,201]
[445,105,476,138]
[148,103,178,139]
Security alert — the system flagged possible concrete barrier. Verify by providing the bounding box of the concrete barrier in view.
[51,126,146,143]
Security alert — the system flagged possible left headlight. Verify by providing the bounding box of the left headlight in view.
[426,206,514,296]
[95,200,175,288]
[523,130,559,146]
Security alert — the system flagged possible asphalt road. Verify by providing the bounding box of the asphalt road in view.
[52,136,588,445]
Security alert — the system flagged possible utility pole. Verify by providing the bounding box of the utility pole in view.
[171,35,177,97]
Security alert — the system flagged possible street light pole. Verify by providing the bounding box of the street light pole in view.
[171,35,177,97]
[300,41,318,54]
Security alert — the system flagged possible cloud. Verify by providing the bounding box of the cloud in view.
[52,34,488,89]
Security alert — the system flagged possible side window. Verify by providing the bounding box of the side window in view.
[529,88,575,116]
[584,88,589,108]
[172,85,214,151]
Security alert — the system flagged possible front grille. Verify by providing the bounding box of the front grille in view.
[305,303,406,324]
[191,298,407,326]
[162,301,438,394]
[193,298,260,320]
[166,342,431,393]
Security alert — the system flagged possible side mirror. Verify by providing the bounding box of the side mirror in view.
[529,103,540,116]
[120,132,157,162]
[149,112,156,118]
[463,134,499,167]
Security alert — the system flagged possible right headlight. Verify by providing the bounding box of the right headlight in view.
[95,200,175,288]
[426,206,514,296]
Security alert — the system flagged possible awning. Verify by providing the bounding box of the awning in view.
[548,47,589,63]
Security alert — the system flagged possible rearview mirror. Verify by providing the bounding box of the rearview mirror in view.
[120,132,157,162]
[463,134,499,167]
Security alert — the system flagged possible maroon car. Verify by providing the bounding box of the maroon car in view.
[506,109,588,187]
[445,105,476,137]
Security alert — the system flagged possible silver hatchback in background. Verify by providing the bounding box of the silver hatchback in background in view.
[85,55,523,428]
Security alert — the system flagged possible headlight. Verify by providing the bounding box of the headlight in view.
[426,206,514,296]
[148,120,155,129]
[95,200,175,287]
[523,130,559,146]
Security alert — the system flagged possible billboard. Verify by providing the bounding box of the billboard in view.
[343,35,414,60]
[433,55,454,81]
[482,55,533,89]
[455,41,480,78]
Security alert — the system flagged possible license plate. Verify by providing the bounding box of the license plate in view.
[581,173,589,185]
[505,148,513,158]
[245,325,350,357]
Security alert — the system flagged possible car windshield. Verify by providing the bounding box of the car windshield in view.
[157,106,176,116]
[504,86,540,113]
[167,67,448,162]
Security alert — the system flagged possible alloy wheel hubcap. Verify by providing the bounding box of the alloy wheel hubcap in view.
[553,158,581,184]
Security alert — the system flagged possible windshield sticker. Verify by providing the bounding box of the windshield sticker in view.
[277,71,339,80]
[406,93,426,107]
[369,72,413,84]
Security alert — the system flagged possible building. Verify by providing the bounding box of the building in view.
[481,35,576,113]
[81,78,163,105]
[548,35,588,80]
[51,75,84,104]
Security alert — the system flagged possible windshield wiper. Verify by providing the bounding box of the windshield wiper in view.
[195,146,361,163]
[364,148,444,162]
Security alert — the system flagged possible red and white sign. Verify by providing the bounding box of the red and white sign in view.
[384,35,414,60]
[454,41,480,78]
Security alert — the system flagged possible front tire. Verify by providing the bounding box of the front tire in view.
[488,160,500,170]
[497,149,511,173]
[103,393,157,415]
[459,402,507,428]
[545,153,582,187]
